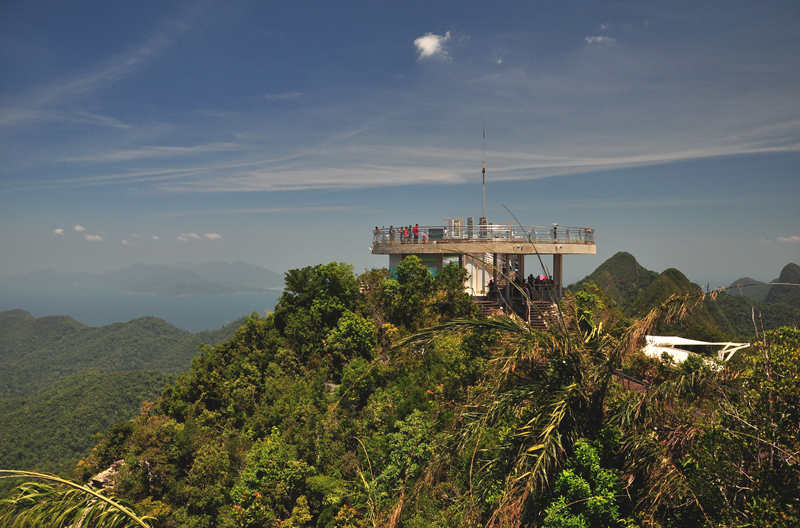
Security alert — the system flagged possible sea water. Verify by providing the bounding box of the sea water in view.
[0,283,282,333]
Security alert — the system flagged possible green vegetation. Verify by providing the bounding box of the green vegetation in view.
[3,254,799,527]
[0,312,244,491]
[0,470,155,528]
[0,371,169,476]
[726,277,770,302]
[9,256,785,527]
[0,311,242,398]
[568,251,660,309]
[765,262,800,307]
[569,256,800,338]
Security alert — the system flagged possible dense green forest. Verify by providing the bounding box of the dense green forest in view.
[0,370,169,476]
[2,255,798,527]
[0,311,244,491]
[0,310,244,398]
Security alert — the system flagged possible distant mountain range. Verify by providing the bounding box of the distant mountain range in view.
[727,263,800,304]
[0,309,243,398]
[568,252,800,337]
[4,261,285,297]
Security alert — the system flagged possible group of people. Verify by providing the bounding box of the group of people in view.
[378,224,427,244]
[488,274,554,294]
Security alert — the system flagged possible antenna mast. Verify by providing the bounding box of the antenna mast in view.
[482,117,486,219]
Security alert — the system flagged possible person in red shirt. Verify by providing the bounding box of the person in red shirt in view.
[412,224,419,244]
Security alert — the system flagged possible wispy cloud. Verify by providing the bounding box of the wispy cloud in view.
[203,233,220,240]
[0,108,130,129]
[74,225,86,232]
[66,143,244,164]
[414,31,451,59]
[263,92,304,101]
[177,233,202,242]
[122,239,139,246]
[777,235,800,243]
[152,235,160,240]
[85,235,103,242]
[585,36,616,44]
[54,228,65,235]
[146,205,361,220]
[0,5,205,129]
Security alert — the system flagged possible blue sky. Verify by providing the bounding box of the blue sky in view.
[1,0,798,287]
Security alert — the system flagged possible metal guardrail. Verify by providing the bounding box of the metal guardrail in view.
[372,224,595,246]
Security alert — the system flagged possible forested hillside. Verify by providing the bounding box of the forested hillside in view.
[35,257,796,528]
[0,370,169,476]
[0,311,246,490]
[0,310,243,398]
[567,251,659,307]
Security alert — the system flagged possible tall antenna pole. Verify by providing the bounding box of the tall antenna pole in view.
[482,117,486,219]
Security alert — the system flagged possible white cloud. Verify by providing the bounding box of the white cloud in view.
[204,233,221,240]
[177,233,201,242]
[777,235,800,243]
[152,235,160,240]
[600,23,611,30]
[122,239,139,246]
[85,235,103,242]
[54,228,65,235]
[74,225,86,232]
[585,36,616,44]
[414,31,451,59]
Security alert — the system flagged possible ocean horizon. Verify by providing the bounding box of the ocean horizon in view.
[0,283,282,333]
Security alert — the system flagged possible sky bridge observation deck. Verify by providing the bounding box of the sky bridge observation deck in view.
[370,221,596,300]
[371,224,595,256]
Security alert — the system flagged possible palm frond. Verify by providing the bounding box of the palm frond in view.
[0,470,155,528]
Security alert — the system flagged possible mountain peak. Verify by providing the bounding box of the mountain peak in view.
[568,251,659,305]
[764,262,800,305]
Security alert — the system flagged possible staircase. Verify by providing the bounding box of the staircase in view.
[528,301,558,331]
[473,298,559,331]
[474,300,500,317]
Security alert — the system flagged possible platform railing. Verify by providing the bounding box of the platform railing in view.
[372,224,595,246]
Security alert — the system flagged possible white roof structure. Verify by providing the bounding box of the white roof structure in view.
[643,335,751,364]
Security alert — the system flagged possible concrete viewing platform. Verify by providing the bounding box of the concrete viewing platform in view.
[371,222,596,300]
[371,224,595,256]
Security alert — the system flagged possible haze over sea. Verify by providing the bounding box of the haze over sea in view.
[0,283,281,333]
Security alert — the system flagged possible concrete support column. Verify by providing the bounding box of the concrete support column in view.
[504,254,511,302]
[553,254,563,298]
[481,255,487,295]
[437,254,444,274]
